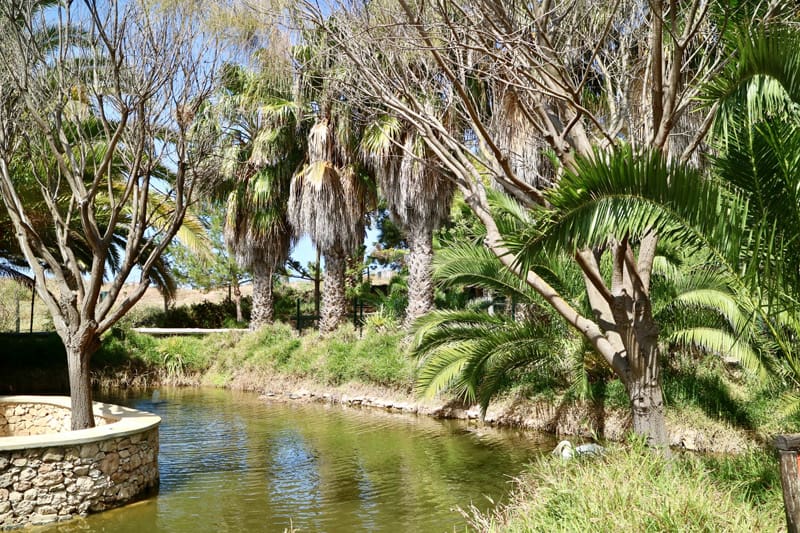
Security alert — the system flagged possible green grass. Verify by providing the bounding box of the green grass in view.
[470,440,784,532]
[94,322,414,391]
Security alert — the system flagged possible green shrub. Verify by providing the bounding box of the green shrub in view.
[471,442,783,532]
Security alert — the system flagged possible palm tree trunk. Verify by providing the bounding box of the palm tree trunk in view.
[320,247,347,333]
[405,222,435,328]
[250,262,274,329]
[314,249,321,318]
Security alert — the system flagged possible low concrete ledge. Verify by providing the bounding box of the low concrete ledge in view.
[0,396,160,529]
[0,396,160,450]
[132,327,245,336]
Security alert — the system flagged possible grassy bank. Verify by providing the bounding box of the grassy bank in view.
[94,323,413,391]
[468,440,784,532]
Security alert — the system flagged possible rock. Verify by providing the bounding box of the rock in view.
[79,444,99,459]
[75,477,94,492]
[30,513,58,525]
[19,468,36,482]
[99,453,120,476]
[12,458,27,467]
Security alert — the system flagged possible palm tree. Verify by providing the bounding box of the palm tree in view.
[288,106,373,333]
[362,115,454,327]
[288,33,375,333]
[413,193,775,419]
[700,25,800,410]
[214,61,304,328]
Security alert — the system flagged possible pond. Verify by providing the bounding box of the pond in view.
[39,388,553,532]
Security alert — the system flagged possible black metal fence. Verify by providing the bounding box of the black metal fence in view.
[294,297,371,334]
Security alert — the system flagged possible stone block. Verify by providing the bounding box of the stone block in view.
[79,444,99,459]
[36,505,57,515]
[23,488,38,501]
[19,468,36,482]
[75,477,94,492]
[13,499,34,515]
[42,449,64,463]
[30,513,58,526]
[99,453,120,476]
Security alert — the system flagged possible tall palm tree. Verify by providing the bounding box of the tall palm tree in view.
[288,34,375,333]
[288,105,373,333]
[215,61,304,328]
[362,115,454,327]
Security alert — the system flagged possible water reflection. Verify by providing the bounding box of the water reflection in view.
[38,388,552,533]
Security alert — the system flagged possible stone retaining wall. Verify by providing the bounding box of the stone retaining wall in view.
[0,403,110,437]
[0,397,160,529]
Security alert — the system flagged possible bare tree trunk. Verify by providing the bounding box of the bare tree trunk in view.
[250,262,274,329]
[232,281,243,323]
[321,247,347,333]
[405,222,434,328]
[63,326,101,430]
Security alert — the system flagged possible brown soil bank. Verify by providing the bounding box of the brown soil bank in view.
[201,369,755,454]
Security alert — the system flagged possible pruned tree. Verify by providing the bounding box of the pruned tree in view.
[294,0,768,447]
[0,0,220,429]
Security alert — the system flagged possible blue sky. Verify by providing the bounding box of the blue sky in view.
[291,226,381,268]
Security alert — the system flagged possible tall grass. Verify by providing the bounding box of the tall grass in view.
[469,441,784,532]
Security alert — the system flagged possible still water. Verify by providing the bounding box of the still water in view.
[40,388,552,532]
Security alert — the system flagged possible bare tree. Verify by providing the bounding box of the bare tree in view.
[0,0,220,429]
[295,0,742,447]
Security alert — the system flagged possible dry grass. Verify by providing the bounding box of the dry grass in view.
[0,279,259,332]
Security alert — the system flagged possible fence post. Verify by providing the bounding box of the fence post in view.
[296,298,302,333]
[29,278,35,333]
[775,434,800,533]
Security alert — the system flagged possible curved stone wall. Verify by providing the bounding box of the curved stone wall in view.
[0,396,160,529]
